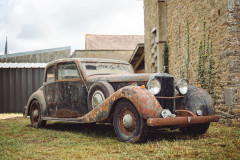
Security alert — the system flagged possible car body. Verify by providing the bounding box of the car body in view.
[24,58,219,143]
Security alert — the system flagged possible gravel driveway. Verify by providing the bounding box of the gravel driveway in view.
[0,114,23,120]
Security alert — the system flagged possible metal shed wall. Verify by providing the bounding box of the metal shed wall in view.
[0,68,45,113]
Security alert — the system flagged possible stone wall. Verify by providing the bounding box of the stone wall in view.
[0,47,71,63]
[221,0,240,126]
[144,0,158,73]
[71,50,133,62]
[144,0,168,73]
[144,0,240,126]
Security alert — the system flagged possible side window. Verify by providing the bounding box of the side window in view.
[46,65,55,83]
[58,63,80,80]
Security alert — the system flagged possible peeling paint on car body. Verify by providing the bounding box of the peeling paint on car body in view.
[25,58,219,135]
[79,85,162,123]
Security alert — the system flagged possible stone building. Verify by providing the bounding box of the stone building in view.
[85,34,144,50]
[72,34,144,72]
[71,50,133,62]
[144,0,240,126]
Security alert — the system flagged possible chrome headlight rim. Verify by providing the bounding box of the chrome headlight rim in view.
[176,79,188,95]
[147,78,161,95]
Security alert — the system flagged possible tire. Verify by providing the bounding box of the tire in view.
[179,123,210,135]
[30,100,46,128]
[87,81,114,111]
[113,100,148,143]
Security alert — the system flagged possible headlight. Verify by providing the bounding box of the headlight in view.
[147,78,161,95]
[176,79,188,95]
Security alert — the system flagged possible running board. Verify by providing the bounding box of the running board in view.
[42,117,86,123]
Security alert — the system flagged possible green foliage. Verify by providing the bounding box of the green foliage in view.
[185,19,190,82]
[197,19,216,101]
[198,40,205,88]
[163,43,169,73]
[181,18,215,100]
[207,40,216,102]
[0,117,240,159]
[180,68,185,79]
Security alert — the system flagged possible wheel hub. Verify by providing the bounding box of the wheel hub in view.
[122,114,133,129]
[92,90,105,108]
[33,110,39,119]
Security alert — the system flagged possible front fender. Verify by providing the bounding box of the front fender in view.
[79,86,162,123]
[24,88,47,117]
[182,85,214,116]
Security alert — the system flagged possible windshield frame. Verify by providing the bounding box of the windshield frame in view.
[78,60,135,78]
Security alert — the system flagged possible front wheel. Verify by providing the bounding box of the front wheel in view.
[179,123,210,135]
[113,100,148,143]
[30,100,46,128]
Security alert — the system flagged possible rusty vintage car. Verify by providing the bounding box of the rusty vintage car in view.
[24,58,219,143]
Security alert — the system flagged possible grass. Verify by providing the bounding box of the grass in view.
[0,117,239,160]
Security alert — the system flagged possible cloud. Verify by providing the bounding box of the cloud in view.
[0,0,144,54]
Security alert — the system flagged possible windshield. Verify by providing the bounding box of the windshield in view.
[80,62,134,76]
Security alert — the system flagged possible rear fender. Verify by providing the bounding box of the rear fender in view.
[79,85,162,123]
[24,88,47,117]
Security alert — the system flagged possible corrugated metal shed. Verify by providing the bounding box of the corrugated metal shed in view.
[0,46,71,58]
[0,63,47,68]
[0,64,46,113]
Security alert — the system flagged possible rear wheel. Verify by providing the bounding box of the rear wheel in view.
[30,100,46,128]
[113,100,148,143]
[179,123,210,135]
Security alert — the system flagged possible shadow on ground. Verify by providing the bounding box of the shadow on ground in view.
[39,122,202,142]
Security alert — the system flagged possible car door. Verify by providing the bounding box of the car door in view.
[44,64,58,117]
[56,61,88,118]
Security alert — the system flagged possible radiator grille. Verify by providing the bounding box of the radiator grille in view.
[156,76,175,112]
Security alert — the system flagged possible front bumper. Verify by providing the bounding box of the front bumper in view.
[147,115,219,127]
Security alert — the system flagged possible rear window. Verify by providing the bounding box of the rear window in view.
[46,65,55,83]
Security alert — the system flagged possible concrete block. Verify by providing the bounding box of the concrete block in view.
[230,60,240,72]
[224,88,235,105]
[222,112,235,118]
[228,0,235,12]
[236,0,240,5]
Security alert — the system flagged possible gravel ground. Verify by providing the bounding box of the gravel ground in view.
[0,113,23,120]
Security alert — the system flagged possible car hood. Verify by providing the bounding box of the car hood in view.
[86,73,152,83]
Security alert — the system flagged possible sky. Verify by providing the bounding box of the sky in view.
[0,0,144,55]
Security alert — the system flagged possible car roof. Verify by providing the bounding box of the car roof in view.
[46,58,130,68]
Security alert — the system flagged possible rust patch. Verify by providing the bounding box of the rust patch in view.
[77,85,162,123]
[56,110,82,118]
[176,110,197,117]
[147,115,220,127]
[86,73,151,84]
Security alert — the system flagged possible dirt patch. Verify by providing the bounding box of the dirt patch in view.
[0,113,23,120]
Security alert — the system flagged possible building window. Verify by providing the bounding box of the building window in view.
[151,26,158,73]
